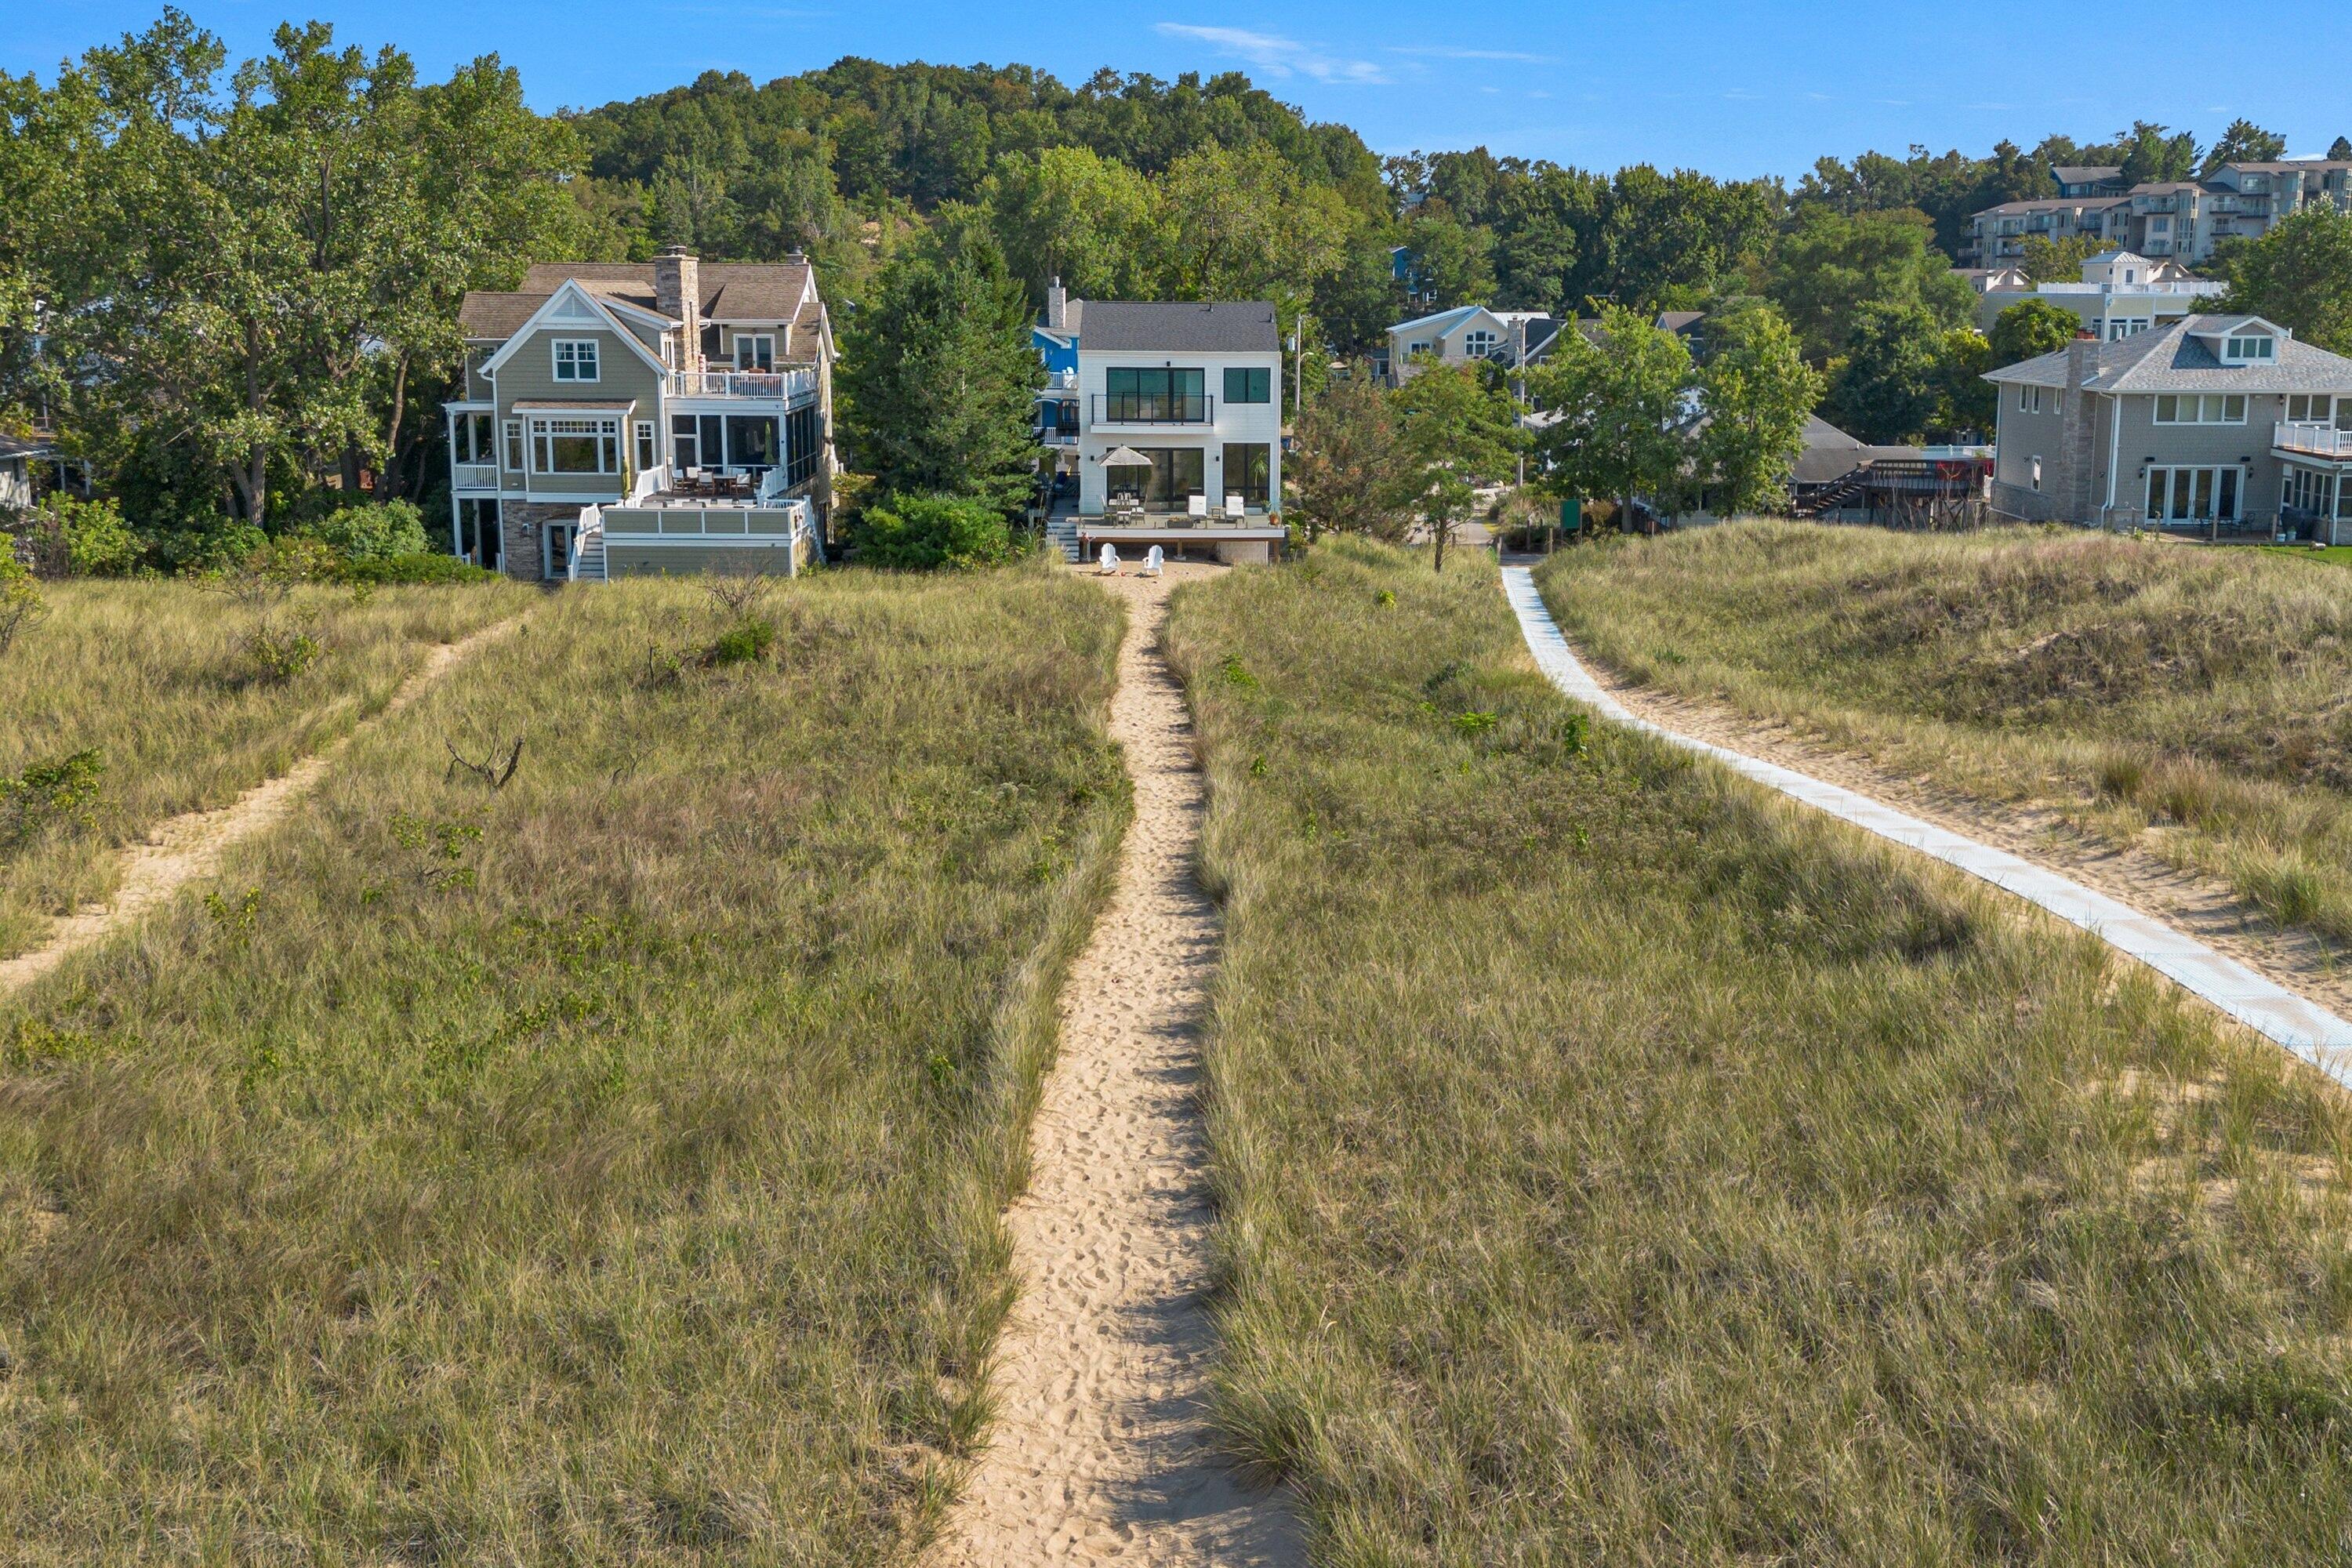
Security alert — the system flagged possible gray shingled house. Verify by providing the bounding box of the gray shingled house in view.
[1983,315,2352,539]
[445,248,837,581]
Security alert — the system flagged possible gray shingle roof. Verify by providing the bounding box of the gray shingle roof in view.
[462,259,820,341]
[1982,316,2352,394]
[1081,301,1279,354]
[2052,165,2123,184]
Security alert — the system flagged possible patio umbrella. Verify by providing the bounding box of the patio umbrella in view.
[1098,445,1152,468]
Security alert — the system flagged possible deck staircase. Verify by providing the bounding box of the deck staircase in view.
[1794,465,1871,518]
[568,509,608,583]
[1044,509,1083,562]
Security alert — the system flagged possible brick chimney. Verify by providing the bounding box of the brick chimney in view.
[1047,276,1068,332]
[655,245,701,372]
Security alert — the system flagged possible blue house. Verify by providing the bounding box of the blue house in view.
[1035,278,1082,454]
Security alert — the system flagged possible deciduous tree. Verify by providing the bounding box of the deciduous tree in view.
[1526,306,1693,530]
[1694,302,1822,515]
[1987,298,2081,366]
[2212,204,2352,355]
[1288,371,1413,542]
[1390,361,1522,572]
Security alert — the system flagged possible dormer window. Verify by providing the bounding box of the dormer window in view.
[552,339,601,382]
[2225,333,2275,362]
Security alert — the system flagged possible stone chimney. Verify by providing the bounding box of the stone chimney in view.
[654,245,701,373]
[2056,336,2097,522]
[1047,277,1068,331]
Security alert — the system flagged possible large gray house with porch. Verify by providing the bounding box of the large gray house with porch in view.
[445,248,836,581]
[1983,315,2352,539]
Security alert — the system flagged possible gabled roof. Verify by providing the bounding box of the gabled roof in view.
[477,280,670,380]
[1388,304,1486,338]
[1983,314,2352,394]
[1082,301,1279,354]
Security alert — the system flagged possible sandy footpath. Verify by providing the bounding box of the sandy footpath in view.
[934,565,1300,1566]
[0,619,517,998]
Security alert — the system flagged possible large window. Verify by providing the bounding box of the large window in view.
[1103,367,1207,423]
[1461,329,1497,359]
[1221,443,1271,506]
[2153,393,2246,424]
[1223,366,1271,405]
[1104,446,1204,507]
[2143,465,2240,522]
[551,339,601,382]
[531,416,620,474]
[2286,394,2341,426]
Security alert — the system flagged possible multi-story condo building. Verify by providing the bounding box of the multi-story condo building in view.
[1983,314,2352,539]
[1973,249,2227,339]
[444,247,835,581]
[1046,300,1287,565]
[1965,159,2352,267]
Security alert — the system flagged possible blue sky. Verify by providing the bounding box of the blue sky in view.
[13,0,2352,180]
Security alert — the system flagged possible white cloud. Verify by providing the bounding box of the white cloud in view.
[1153,23,1390,84]
[1387,45,1559,64]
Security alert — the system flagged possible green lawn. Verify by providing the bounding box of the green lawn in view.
[2263,543,2352,568]
[0,579,525,958]
[1536,521,2352,943]
[1171,539,2352,1564]
[0,567,1129,1563]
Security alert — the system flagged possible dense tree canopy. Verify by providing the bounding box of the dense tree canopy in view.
[2212,205,2352,356]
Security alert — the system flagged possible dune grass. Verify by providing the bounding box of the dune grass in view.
[1536,521,2352,944]
[0,578,526,958]
[1170,539,2352,1563]
[0,565,1129,1563]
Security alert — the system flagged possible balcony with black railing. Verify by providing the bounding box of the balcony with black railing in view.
[1091,392,1215,426]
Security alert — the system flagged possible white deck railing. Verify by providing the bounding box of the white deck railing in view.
[668,366,819,401]
[451,460,498,489]
[2275,423,2352,459]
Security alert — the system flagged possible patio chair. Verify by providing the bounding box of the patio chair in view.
[1097,543,1120,575]
[1187,492,1210,521]
[1142,545,1164,577]
[1224,493,1247,521]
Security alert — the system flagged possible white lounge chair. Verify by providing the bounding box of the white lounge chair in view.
[1187,492,1210,521]
[1142,544,1165,576]
[1224,492,1247,521]
[1097,542,1120,575]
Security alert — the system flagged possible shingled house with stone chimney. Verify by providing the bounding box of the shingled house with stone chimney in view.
[1984,315,2352,539]
[444,247,837,581]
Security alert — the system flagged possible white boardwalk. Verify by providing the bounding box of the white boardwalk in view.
[1502,566,2352,1087]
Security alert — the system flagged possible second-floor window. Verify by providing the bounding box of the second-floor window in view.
[552,339,600,382]
[2154,394,2247,424]
[1461,330,1497,359]
[733,334,775,372]
[2018,385,2043,414]
[1224,367,1271,405]
[1104,367,1205,421]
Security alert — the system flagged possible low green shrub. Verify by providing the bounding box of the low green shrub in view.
[245,611,324,682]
[709,616,777,666]
[851,492,1015,570]
[0,749,103,851]
[0,550,41,655]
[338,552,495,586]
[289,499,431,561]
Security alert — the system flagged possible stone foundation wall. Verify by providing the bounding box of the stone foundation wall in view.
[498,501,581,583]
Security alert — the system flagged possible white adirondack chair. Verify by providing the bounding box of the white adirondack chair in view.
[1097,542,1120,575]
[1142,544,1165,576]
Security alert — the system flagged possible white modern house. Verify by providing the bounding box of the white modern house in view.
[1984,314,2352,538]
[1057,300,1287,564]
[445,247,836,581]
[1973,249,2227,339]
